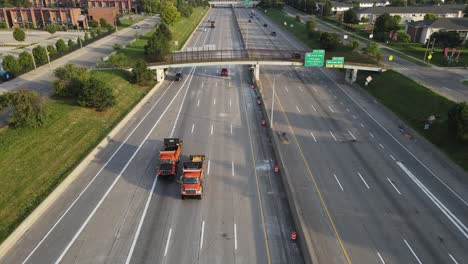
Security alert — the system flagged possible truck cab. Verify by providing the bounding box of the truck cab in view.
[158,138,182,179]
[181,155,205,200]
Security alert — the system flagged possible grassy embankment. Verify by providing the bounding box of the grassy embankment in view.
[117,16,146,30]
[120,6,208,60]
[358,70,467,171]
[263,8,377,65]
[0,70,154,243]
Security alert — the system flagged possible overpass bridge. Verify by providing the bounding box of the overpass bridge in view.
[208,0,260,7]
[144,49,386,83]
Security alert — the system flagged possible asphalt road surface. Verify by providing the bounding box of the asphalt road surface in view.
[0,8,303,264]
[240,7,468,264]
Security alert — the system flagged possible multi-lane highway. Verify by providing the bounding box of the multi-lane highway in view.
[0,7,303,264]
[236,7,468,264]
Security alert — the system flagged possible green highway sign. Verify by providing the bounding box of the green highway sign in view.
[304,50,325,67]
[244,0,252,4]
[326,57,345,68]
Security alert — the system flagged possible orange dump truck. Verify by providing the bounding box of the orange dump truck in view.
[181,155,205,200]
[158,138,182,178]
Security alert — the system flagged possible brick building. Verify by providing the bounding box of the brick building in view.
[0,7,87,28]
[87,7,118,26]
[87,0,133,14]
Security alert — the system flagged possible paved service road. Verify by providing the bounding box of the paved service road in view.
[0,16,159,95]
[241,7,468,264]
[282,6,468,103]
[1,8,303,264]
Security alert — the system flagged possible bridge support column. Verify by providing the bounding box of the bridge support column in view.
[156,69,165,83]
[345,68,358,84]
[351,68,358,83]
[254,64,260,81]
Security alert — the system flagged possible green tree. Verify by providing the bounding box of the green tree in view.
[390,0,406,6]
[178,2,193,17]
[306,20,316,32]
[158,23,172,40]
[398,32,411,42]
[374,13,399,40]
[144,27,171,61]
[424,13,437,20]
[161,3,181,25]
[350,39,360,51]
[464,5,468,17]
[52,63,90,97]
[319,32,340,51]
[13,28,26,42]
[393,15,402,24]
[448,102,468,141]
[431,31,462,47]
[47,44,57,56]
[131,60,153,84]
[364,42,383,61]
[45,24,57,34]
[89,20,99,28]
[142,0,161,13]
[78,77,116,110]
[343,9,358,24]
[6,90,48,128]
[32,46,48,65]
[99,18,109,28]
[56,39,68,53]
[18,51,34,71]
[2,55,20,75]
[322,0,332,16]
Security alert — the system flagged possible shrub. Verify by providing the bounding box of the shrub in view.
[448,102,468,141]
[343,9,358,24]
[90,31,96,38]
[296,14,301,22]
[99,18,109,28]
[45,24,57,34]
[67,39,74,48]
[99,53,131,67]
[113,42,122,52]
[90,20,99,28]
[350,39,360,51]
[52,64,90,97]
[56,39,68,53]
[78,77,116,110]
[2,55,20,76]
[13,28,26,42]
[84,32,90,42]
[47,44,58,56]
[5,90,48,128]
[178,2,193,17]
[398,32,411,43]
[131,60,153,84]
[161,3,181,25]
[306,20,316,33]
[96,28,101,35]
[319,32,340,51]
[18,51,34,72]
[32,46,48,65]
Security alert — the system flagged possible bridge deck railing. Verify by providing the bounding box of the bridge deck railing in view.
[147,49,308,66]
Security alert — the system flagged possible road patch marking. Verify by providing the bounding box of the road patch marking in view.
[197,99,200,107]
[214,98,216,105]
[348,130,356,141]
[328,106,335,113]
[311,104,317,112]
[390,155,396,161]
[234,224,238,250]
[330,131,337,141]
[285,86,289,93]
[296,105,301,113]
[191,123,195,134]
[449,253,459,264]
[370,132,374,138]
[377,252,386,264]
[211,124,214,135]
[379,143,385,149]
[232,161,235,176]
[200,221,205,250]
[207,160,211,175]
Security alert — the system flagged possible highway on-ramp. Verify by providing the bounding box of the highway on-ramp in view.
[0,7,303,264]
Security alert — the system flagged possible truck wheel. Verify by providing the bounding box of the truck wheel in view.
[181,195,185,200]
[197,195,202,200]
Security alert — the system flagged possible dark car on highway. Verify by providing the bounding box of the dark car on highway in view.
[292,52,301,59]
[175,72,183,81]
[221,68,228,76]
[271,31,276,36]
[263,23,268,27]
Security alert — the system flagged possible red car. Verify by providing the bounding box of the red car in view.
[221,68,228,76]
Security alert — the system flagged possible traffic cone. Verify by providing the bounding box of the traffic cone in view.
[261,119,266,126]
[274,164,279,173]
[291,230,297,241]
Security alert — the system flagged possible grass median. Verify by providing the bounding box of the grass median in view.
[357,70,467,171]
[0,70,155,243]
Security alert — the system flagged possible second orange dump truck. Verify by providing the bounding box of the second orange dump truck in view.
[158,138,182,179]
[181,155,205,200]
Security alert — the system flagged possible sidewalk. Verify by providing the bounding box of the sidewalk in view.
[282,6,468,103]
